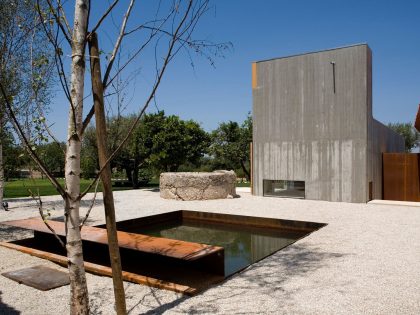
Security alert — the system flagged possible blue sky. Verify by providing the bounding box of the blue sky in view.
[50,0,420,140]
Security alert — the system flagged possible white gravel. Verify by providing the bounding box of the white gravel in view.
[1,189,419,314]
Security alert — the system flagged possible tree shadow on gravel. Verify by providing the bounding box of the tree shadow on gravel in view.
[135,243,347,314]
[0,290,20,315]
[0,225,33,242]
[2,198,104,213]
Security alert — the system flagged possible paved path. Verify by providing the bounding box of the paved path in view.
[1,189,419,314]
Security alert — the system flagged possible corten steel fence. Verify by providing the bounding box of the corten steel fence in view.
[383,153,420,202]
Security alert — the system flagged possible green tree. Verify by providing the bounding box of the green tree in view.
[210,114,252,179]
[83,112,210,186]
[149,113,210,172]
[1,128,24,180]
[37,142,66,177]
[387,122,419,152]
[0,0,53,209]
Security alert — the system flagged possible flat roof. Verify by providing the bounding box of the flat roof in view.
[254,43,369,64]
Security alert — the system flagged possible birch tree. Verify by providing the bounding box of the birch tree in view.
[1,0,229,314]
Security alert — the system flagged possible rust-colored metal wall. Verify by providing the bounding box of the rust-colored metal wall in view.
[383,153,420,201]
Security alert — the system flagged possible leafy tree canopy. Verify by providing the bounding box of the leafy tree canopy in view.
[81,111,210,186]
[387,122,419,152]
[210,113,252,179]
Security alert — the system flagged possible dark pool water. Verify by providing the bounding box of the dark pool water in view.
[128,221,307,276]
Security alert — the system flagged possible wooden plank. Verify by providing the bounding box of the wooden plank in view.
[0,218,223,261]
[0,242,197,295]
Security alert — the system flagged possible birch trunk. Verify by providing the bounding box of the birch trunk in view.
[65,1,90,314]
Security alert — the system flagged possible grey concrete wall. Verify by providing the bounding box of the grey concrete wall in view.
[252,44,372,202]
[367,119,404,200]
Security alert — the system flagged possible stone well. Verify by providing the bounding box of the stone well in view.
[160,170,237,200]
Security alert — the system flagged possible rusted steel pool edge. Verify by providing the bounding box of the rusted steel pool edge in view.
[1,218,224,262]
[0,211,326,295]
[0,241,201,295]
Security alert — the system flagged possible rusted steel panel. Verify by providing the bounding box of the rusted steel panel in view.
[0,218,223,261]
[0,242,203,295]
[2,265,69,291]
[180,210,326,232]
[383,153,420,201]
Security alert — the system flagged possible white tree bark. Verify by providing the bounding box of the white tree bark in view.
[65,1,90,314]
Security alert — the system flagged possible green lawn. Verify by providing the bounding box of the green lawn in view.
[4,178,250,199]
[4,178,133,199]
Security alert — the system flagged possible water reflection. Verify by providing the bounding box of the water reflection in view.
[131,221,305,276]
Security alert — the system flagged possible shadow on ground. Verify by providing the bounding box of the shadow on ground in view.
[124,243,347,314]
[0,225,33,242]
[3,197,104,212]
[0,290,20,315]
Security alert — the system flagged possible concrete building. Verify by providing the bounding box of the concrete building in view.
[252,44,404,203]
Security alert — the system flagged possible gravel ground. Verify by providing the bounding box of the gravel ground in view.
[1,189,419,314]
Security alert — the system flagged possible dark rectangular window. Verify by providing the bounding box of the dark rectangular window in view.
[263,180,305,199]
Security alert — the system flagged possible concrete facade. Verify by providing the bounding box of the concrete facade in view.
[252,44,404,203]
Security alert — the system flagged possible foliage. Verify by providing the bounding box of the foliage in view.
[4,178,131,199]
[2,128,24,180]
[0,0,54,137]
[82,111,210,186]
[37,142,66,176]
[387,122,419,152]
[81,127,98,179]
[148,112,210,172]
[210,114,252,179]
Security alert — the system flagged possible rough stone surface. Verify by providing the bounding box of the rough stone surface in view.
[160,170,237,200]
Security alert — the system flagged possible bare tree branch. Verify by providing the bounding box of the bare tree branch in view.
[80,0,194,199]
[0,83,66,198]
[81,0,135,133]
[80,178,100,227]
[102,0,136,87]
[35,1,78,129]
[88,0,120,36]
[36,104,65,154]
[57,0,73,36]
[45,0,72,45]
[29,188,66,248]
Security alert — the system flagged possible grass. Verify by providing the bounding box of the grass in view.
[4,177,250,199]
[4,178,133,199]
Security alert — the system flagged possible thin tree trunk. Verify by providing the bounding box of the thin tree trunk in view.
[240,160,250,181]
[65,1,90,314]
[125,166,133,184]
[89,32,127,315]
[132,162,139,189]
